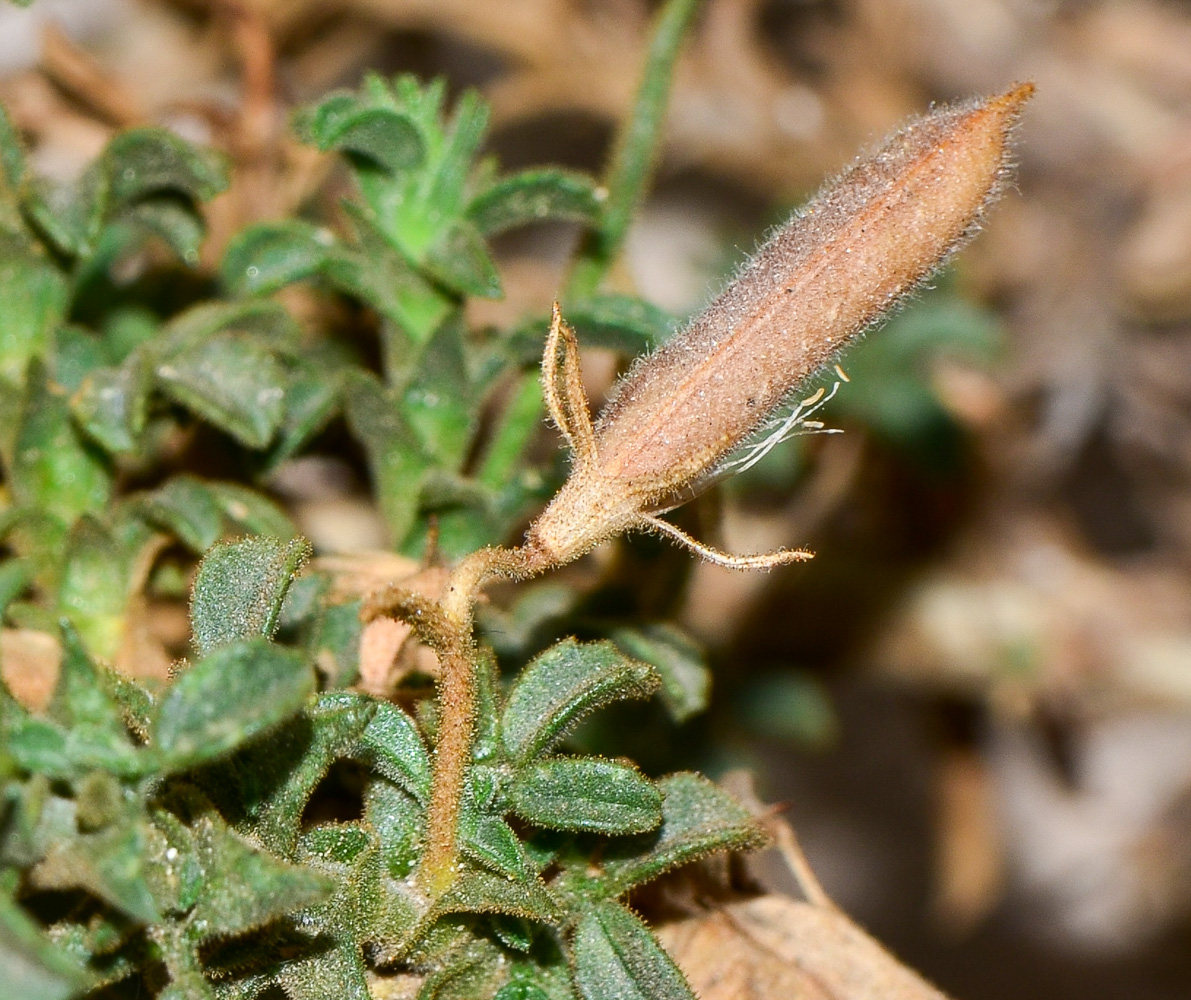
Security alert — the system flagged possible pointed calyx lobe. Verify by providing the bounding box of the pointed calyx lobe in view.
[525,84,1034,571]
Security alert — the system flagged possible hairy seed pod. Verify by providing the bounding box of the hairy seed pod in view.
[524,83,1034,571]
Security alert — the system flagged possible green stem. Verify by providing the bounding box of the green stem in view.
[476,371,544,492]
[565,0,702,301]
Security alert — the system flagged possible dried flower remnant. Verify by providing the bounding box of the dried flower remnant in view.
[521,83,1034,573]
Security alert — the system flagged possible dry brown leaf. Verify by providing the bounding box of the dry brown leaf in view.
[312,551,429,602]
[650,778,951,999]
[0,628,61,712]
[660,893,951,1000]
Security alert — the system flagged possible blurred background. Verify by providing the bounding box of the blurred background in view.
[3,1,1191,997]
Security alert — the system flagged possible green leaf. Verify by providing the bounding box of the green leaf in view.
[0,889,90,1000]
[501,639,659,764]
[3,716,72,779]
[310,597,363,688]
[461,814,534,881]
[189,535,311,657]
[212,972,275,1000]
[189,812,333,939]
[475,369,546,496]
[326,203,453,342]
[207,482,297,539]
[494,982,552,1000]
[157,299,299,356]
[0,234,69,383]
[11,361,111,531]
[491,916,536,953]
[264,370,342,470]
[401,316,475,466]
[141,475,224,553]
[429,88,489,215]
[277,825,381,1000]
[354,700,432,805]
[263,693,379,853]
[156,332,288,448]
[510,758,661,835]
[56,516,132,661]
[197,692,376,856]
[471,650,503,762]
[424,220,501,299]
[124,195,207,262]
[4,710,141,780]
[469,168,603,235]
[413,938,509,1000]
[22,170,104,258]
[103,128,228,206]
[301,821,372,864]
[318,107,425,174]
[507,296,675,365]
[50,324,108,393]
[608,625,709,723]
[365,778,422,879]
[0,557,31,619]
[293,91,357,145]
[154,638,315,770]
[33,820,161,923]
[70,350,152,454]
[600,773,765,894]
[221,220,332,296]
[0,774,61,864]
[49,623,129,741]
[343,370,432,545]
[567,294,678,353]
[436,865,561,924]
[107,670,154,741]
[571,900,694,1000]
[278,942,371,1000]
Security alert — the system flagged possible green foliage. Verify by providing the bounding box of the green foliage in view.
[501,639,661,763]
[509,758,662,834]
[571,901,695,1000]
[0,0,969,995]
[189,536,310,657]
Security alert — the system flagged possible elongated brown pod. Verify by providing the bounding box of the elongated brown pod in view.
[524,83,1034,571]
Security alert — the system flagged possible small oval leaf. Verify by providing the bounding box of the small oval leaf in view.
[189,536,311,657]
[355,701,432,805]
[154,638,314,771]
[601,773,766,894]
[468,168,602,235]
[572,900,695,1000]
[501,639,659,763]
[155,332,288,448]
[221,220,332,297]
[318,107,425,174]
[103,128,227,206]
[511,758,662,835]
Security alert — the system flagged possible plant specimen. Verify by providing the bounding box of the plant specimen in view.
[0,0,1030,995]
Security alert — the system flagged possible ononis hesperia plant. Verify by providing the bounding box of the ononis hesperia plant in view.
[371,83,1035,895]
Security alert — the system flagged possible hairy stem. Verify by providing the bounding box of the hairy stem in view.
[417,545,546,894]
[419,628,477,895]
